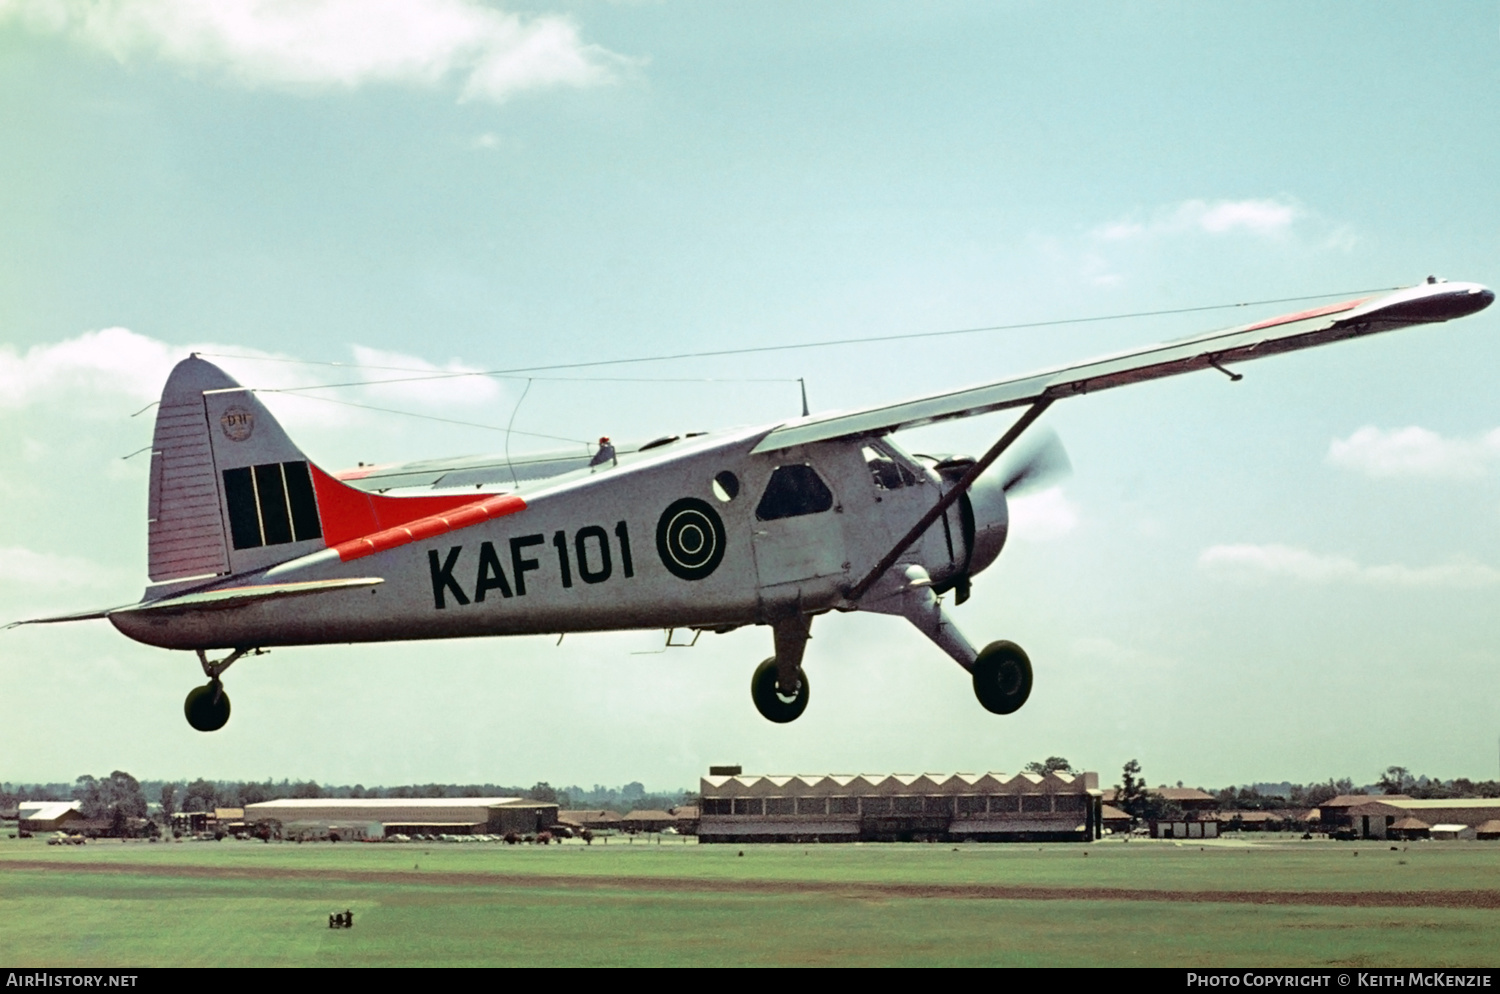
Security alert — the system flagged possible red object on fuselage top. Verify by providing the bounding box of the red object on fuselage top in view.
[308,463,525,563]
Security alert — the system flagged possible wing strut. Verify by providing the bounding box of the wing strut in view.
[847,399,1053,601]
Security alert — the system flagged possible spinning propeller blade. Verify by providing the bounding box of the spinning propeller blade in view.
[999,428,1071,494]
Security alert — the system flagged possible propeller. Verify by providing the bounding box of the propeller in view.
[924,429,1070,606]
[999,428,1071,494]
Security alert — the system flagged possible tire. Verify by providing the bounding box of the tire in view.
[971,641,1032,715]
[751,657,809,723]
[184,681,231,732]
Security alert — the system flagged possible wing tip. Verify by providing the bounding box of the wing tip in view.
[1342,280,1493,326]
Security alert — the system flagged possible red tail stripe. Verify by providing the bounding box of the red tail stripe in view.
[309,463,504,546]
[329,493,527,562]
[306,463,527,562]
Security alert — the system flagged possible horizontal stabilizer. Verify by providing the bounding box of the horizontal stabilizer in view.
[124,577,384,616]
[3,606,131,630]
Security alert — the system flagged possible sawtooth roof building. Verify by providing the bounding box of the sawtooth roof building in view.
[699,771,1102,843]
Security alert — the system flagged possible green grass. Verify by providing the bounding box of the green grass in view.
[3,835,1498,966]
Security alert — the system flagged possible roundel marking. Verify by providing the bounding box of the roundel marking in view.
[656,497,727,581]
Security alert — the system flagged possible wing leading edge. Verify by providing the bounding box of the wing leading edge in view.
[752,280,1494,454]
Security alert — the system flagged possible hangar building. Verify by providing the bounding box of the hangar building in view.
[1316,796,1500,841]
[244,797,557,838]
[18,801,86,834]
[699,770,1101,843]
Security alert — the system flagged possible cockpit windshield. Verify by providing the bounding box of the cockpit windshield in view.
[862,444,918,491]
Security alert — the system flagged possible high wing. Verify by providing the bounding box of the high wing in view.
[753,280,1494,454]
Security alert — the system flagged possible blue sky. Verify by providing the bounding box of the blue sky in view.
[3,1,1499,791]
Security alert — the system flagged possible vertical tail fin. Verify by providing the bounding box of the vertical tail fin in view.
[146,355,507,591]
[148,356,326,585]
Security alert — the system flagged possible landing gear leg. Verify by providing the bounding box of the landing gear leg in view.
[184,648,254,733]
[861,565,1034,715]
[751,614,811,723]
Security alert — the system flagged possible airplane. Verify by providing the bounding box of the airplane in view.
[9,278,1493,732]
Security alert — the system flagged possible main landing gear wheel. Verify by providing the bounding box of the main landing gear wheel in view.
[751,657,809,724]
[184,680,231,732]
[972,640,1032,715]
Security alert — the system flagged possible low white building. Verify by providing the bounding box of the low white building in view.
[18,801,84,833]
[243,797,557,838]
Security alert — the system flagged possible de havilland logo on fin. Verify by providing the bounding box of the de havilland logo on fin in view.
[219,406,255,442]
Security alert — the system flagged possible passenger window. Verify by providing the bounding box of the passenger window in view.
[755,464,834,521]
[863,445,917,490]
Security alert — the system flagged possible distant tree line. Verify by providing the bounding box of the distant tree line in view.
[1100,759,1500,824]
[16,759,1492,837]
[1211,768,1500,812]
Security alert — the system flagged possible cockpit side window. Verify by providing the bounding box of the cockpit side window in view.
[863,445,918,491]
[756,464,835,521]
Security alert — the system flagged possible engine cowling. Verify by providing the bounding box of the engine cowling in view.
[919,455,1009,601]
[965,462,1009,578]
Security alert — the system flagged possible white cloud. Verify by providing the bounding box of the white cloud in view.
[347,345,505,408]
[1328,426,1500,479]
[1008,485,1079,541]
[1094,198,1301,242]
[0,0,630,103]
[0,327,191,410]
[0,329,513,440]
[1199,543,1500,588]
[0,328,321,414]
[0,546,129,589]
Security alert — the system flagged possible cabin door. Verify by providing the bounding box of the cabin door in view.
[750,461,847,586]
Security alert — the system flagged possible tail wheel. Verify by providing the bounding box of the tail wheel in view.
[185,680,232,732]
[972,640,1032,715]
[751,657,809,723]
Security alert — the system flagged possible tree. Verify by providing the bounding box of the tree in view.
[75,771,147,836]
[291,781,322,799]
[159,783,176,818]
[73,775,101,818]
[1293,778,1354,807]
[184,778,217,813]
[527,782,558,804]
[104,772,147,822]
[1024,757,1073,775]
[1117,760,1147,818]
[1378,766,1412,795]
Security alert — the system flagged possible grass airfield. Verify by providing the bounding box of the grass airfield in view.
[3,834,1499,967]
